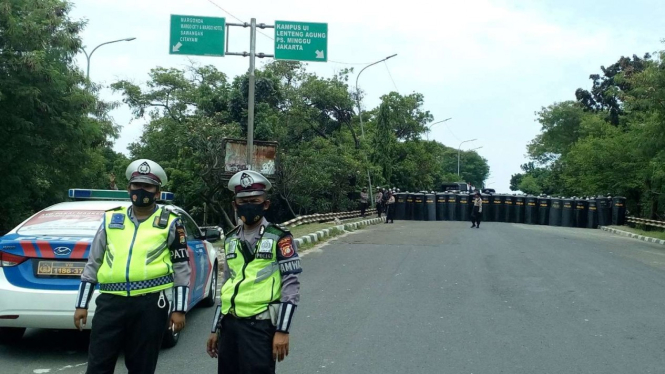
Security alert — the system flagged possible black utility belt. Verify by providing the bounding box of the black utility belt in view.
[99,274,174,293]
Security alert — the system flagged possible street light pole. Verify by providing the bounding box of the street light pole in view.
[458,138,477,177]
[425,117,452,140]
[355,54,397,138]
[355,53,397,205]
[82,37,136,80]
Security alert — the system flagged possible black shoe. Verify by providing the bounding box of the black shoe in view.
[471,225,476,228]
[476,226,480,229]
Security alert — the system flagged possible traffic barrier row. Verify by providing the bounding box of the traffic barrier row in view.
[281,209,376,228]
[626,216,665,229]
[393,193,627,228]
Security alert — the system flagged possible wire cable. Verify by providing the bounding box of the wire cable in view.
[445,123,461,142]
[384,61,399,91]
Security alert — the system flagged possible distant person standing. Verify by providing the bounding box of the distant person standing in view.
[360,188,369,218]
[375,187,383,218]
[384,191,395,224]
[471,191,483,228]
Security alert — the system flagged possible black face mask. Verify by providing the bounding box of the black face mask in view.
[130,188,157,208]
[237,203,266,225]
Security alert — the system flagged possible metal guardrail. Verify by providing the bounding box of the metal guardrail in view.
[200,209,378,233]
[627,216,665,229]
[281,209,377,228]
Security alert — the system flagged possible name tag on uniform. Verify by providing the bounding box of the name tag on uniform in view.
[109,213,125,229]
[256,239,273,259]
[226,241,237,260]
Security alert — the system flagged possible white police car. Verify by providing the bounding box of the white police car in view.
[0,189,221,347]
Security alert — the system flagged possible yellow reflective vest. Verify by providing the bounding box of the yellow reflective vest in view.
[98,206,178,296]
[221,225,284,317]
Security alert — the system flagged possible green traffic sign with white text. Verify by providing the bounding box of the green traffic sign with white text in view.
[274,21,327,62]
[169,15,225,57]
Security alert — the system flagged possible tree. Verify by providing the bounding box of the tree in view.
[0,0,119,233]
[112,65,240,228]
[372,102,397,182]
[521,46,665,218]
[527,101,586,163]
[575,54,651,126]
[379,92,433,141]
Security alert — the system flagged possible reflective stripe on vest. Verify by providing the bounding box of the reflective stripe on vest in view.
[98,207,177,296]
[221,227,282,317]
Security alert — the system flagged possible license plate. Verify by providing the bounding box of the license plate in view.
[35,260,85,278]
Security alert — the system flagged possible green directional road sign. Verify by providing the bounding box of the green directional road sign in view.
[169,15,225,57]
[274,21,327,62]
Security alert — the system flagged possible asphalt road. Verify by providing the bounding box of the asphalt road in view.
[3,221,665,373]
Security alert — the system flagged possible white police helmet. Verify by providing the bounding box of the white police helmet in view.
[228,170,272,198]
[125,159,168,187]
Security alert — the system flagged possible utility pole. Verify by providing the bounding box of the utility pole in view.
[355,54,397,205]
[247,18,257,170]
[225,20,274,170]
[173,16,326,171]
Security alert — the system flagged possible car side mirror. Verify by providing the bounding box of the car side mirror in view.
[204,228,222,242]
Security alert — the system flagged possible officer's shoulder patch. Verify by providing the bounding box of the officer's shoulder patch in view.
[109,212,126,229]
[163,206,180,217]
[225,225,241,237]
[267,223,290,235]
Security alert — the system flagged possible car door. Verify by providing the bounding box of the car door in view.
[178,213,209,307]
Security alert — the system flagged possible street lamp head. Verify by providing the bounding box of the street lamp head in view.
[385,54,397,60]
[124,37,137,41]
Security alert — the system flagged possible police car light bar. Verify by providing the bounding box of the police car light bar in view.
[68,189,175,202]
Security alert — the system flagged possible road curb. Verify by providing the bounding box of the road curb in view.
[600,226,665,245]
[294,216,386,247]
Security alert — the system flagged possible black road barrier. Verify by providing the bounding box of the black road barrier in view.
[612,197,627,226]
[514,196,525,224]
[574,199,588,228]
[492,194,505,222]
[587,198,598,229]
[436,193,447,221]
[538,197,550,225]
[425,193,436,221]
[561,198,574,227]
[549,198,562,226]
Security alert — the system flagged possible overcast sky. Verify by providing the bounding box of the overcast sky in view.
[70,0,664,191]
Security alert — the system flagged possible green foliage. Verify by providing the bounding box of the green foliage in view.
[528,101,587,163]
[522,46,665,218]
[0,7,491,233]
[112,62,489,229]
[0,0,121,233]
[575,54,651,125]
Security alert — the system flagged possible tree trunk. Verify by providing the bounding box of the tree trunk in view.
[280,192,298,218]
[218,203,236,230]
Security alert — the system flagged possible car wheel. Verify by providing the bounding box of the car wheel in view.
[201,262,218,307]
[0,327,26,344]
[162,325,180,348]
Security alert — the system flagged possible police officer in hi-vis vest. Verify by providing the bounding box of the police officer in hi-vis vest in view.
[73,159,191,374]
[206,170,302,374]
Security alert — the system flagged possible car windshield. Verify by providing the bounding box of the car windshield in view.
[17,210,105,237]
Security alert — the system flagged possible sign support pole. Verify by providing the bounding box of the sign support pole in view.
[226,21,274,172]
[175,17,326,172]
[247,18,257,170]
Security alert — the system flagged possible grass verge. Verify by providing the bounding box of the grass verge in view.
[608,225,665,241]
[289,216,375,239]
[296,227,347,252]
